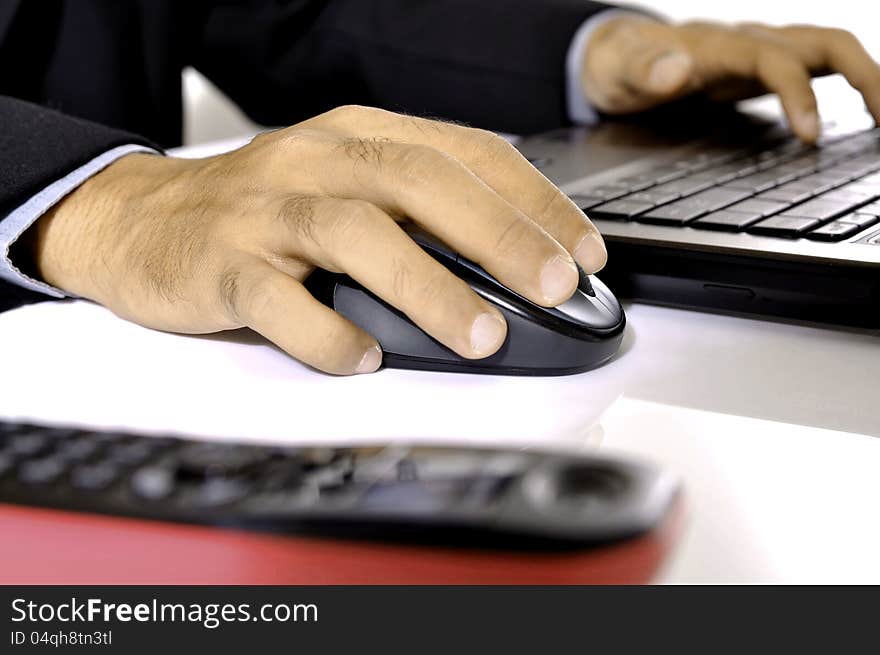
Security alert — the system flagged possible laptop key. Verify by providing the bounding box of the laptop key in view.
[651,175,716,197]
[756,184,813,205]
[748,216,821,237]
[569,195,605,211]
[589,199,654,220]
[627,189,680,205]
[782,197,865,222]
[840,212,880,229]
[724,198,789,217]
[725,171,785,192]
[674,187,753,212]
[638,203,703,225]
[691,210,764,231]
[806,220,868,241]
[570,184,629,200]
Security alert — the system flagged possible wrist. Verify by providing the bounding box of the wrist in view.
[31,153,188,304]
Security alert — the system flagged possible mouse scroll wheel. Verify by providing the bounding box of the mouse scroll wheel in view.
[577,266,596,297]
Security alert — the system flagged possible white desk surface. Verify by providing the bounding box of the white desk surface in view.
[2,130,879,584]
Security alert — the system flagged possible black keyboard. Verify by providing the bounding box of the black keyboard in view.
[572,127,880,242]
[0,420,678,549]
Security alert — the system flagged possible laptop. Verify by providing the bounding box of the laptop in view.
[516,82,880,329]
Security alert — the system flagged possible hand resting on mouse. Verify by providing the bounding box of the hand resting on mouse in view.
[28,106,607,374]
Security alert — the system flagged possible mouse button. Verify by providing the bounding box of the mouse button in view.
[588,276,624,316]
[577,266,596,297]
[403,224,458,264]
[548,290,620,329]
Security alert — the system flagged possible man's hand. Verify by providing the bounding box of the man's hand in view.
[583,16,880,143]
[32,106,606,375]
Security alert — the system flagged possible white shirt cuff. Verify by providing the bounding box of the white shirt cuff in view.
[566,9,652,125]
[0,144,159,298]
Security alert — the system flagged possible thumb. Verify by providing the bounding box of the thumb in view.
[643,50,693,96]
[585,18,694,113]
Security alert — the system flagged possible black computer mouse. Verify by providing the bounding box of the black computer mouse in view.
[306,226,625,376]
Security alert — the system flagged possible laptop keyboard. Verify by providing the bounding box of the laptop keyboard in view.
[571,127,880,243]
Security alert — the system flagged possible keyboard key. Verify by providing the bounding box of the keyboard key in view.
[795,173,840,194]
[642,167,688,184]
[191,478,250,508]
[724,198,789,217]
[806,220,867,241]
[852,201,880,217]
[782,197,865,222]
[56,438,101,462]
[571,184,629,200]
[568,195,605,211]
[0,453,14,477]
[725,170,786,192]
[70,462,122,491]
[627,189,680,205]
[8,433,49,457]
[701,161,758,182]
[589,199,654,221]
[638,186,751,225]
[131,466,175,501]
[673,187,753,213]
[638,203,704,225]
[651,175,715,197]
[748,216,821,237]
[615,173,658,191]
[844,181,880,199]
[18,458,66,485]
[841,212,880,229]
[756,182,814,204]
[107,441,156,466]
[691,210,764,231]
[821,189,874,204]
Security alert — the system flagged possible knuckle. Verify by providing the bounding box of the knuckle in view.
[415,268,456,313]
[491,219,534,258]
[325,200,381,247]
[535,185,569,219]
[339,136,390,167]
[277,195,319,244]
[216,265,246,318]
[394,144,456,188]
[389,256,414,302]
[327,104,377,123]
[828,27,858,47]
[465,128,517,165]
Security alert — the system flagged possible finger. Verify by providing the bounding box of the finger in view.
[307,106,607,273]
[217,256,382,375]
[680,26,820,142]
[583,17,695,113]
[304,137,580,307]
[775,26,880,123]
[753,45,821,142]
[272,196,508,359]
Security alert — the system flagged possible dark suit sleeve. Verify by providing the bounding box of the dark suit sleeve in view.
[0,96,157,214]
[192,0,615,135]
[0,95,157,311]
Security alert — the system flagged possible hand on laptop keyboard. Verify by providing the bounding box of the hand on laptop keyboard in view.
[581,16,880,143]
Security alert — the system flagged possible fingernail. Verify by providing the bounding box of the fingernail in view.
[794,111,820,142]
[540,255,579,304]
[649,52,691,92]
[470,312,507,357]
[574,232,608,273]
[355,345,383,374]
